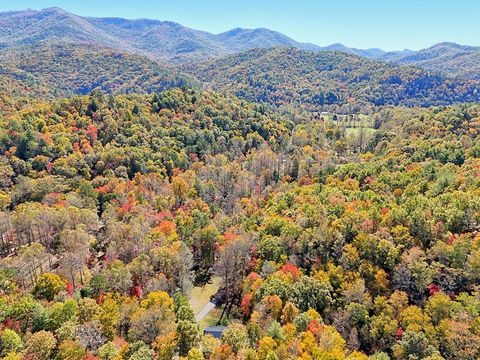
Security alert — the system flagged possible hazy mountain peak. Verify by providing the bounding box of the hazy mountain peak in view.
[1,6,479,72]
[41,6,70,14]
[0,7,318,62]
[315,43,386,59]
[430,41,468,48]
[382,41,480,80]
[0,7,395,63]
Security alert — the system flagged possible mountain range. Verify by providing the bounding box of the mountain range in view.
[0,7,320,63]
[0,7,426,63]
[2,8,480,69]
[2,7,480,106]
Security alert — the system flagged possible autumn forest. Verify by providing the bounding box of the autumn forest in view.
[0,6,480,360]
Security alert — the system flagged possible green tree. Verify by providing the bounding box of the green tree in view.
[97,342,117,360]
[129,346,155,360]
[103,260,133,294]
[25,330,57,360]
[221,324,249,354]
[0,329,23,356]
[177,320,200,356]
[292,276,333,312]
[393,331,438,360]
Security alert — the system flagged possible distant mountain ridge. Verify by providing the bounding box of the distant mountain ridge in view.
[383,42,480,80]
[0,7,320,62]
[0,7,410,63]
[315,43,384,59]
[2,6,479,73]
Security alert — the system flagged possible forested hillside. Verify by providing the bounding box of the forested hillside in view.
[3,8,480,109]
[4,43,480,108]
[0,88,480,359]
[184,47,480,112]
[0,43,196,98]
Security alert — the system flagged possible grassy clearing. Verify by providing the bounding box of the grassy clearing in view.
[189,276,221,316]
[345,127,377,136]
[324,113,374,128]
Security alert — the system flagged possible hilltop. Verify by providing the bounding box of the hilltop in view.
[183,47,480,110]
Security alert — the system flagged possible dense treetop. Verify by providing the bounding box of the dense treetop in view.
[0,88,479,359]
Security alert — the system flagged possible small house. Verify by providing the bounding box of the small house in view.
[204,326,228,339]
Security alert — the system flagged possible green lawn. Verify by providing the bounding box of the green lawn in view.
[189,276,221,316]
[324,113,373,128]
[345,127,377,136]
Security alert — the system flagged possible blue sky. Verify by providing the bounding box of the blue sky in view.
[1,0,478,51]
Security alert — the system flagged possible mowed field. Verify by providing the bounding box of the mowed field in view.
[189,276,222,328]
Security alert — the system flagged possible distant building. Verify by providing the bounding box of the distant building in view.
[204,326,228,339]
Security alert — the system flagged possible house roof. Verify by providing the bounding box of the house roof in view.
[204,326,228,332]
